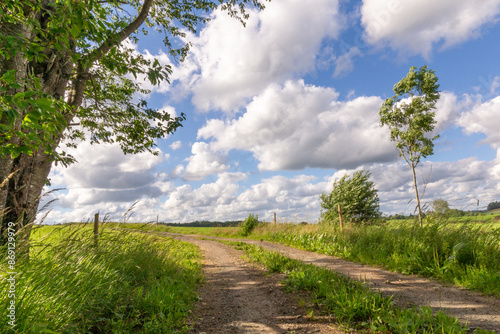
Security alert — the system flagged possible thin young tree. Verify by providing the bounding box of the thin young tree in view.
[379,66,440,226]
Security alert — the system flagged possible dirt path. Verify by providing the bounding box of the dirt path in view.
[181,236,343,334]
[166,233,500,333]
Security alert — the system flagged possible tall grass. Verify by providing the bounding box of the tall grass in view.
[114,217,500,297]
[259,220,500,297]
[0,224,202,333]
[138,218,500,297]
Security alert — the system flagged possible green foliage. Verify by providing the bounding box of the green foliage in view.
[241,213,259,236]
[432,199,466,218]
[0,225,202,333]
[379,65,440,165]
[0,72,69,159]
[232,242,469,333]
[445,208,465,217]
[320,170,381,224]
[380,65,440,224]
[487,201,500,211]
[0,0,267,161]
[433,199,450,215]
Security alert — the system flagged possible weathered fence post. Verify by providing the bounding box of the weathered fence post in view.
[338,204,343,232]
[273,212,277,224]
[94,213,99,246]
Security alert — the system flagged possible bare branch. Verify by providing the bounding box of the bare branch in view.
[88,0,154,64]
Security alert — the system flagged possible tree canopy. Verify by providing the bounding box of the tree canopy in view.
[0,0,266,242]
[1,0,265,162]
[380,65,440,226]
[320,170,381,224]
[432,199,450,215]
[487,201,500,211]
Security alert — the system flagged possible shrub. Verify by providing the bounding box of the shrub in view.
[320,170,381,224]
[241,214,259,236]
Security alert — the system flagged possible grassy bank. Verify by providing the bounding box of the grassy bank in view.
[222,240,491,333]
[0,225,202,333]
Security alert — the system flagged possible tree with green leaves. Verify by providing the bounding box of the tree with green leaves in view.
[241,213,258,236]
[379,66,440,227]
[0,0,266,244]
[320,170,381,224]
[432,198,449,216]
[487,201,500,211]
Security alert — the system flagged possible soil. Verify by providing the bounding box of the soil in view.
[182,236,344,334]
[164,233,500,333]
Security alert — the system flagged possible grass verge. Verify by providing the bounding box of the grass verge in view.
[221,240,493,334]
[0,225,202,333]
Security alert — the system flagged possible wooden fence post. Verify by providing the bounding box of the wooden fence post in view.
[94,213,99,246]
[338,204,343,232]
[273,212,277,224]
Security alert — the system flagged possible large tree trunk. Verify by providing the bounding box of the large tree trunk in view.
[0,17,73,241]
[0,10,36,241]
[0,52,74,242]
[1,151,55,239]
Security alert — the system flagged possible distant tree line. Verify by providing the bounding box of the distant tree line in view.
[487,201,500,211]
[160,220,243,227]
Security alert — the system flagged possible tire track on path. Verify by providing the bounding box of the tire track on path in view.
[180,236,343,334]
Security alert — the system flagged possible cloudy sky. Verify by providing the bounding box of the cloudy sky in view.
[43,0,500,224]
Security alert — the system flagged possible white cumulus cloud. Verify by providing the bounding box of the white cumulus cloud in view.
[183,0,342,112]
[43,142,171,223]
[198,80,397,171]
[180,142,230,181]
[459,95,500,148]
[361,0,500,57]
[170,140,182,150]
[161,172,247,221]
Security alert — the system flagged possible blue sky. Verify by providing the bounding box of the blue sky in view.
[44,0,500,223]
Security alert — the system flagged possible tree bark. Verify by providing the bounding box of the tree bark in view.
[0,10,35,239]
[411,164,423,227]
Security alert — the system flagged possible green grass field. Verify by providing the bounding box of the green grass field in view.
[124,217,500,298]
[2,216,498,333]
[0,225,202,333]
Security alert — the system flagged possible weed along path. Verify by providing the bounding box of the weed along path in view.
[179,235,344,334]
[163,233,500,333]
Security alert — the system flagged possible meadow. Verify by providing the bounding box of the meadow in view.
[0,225,202,333]
[120,214,500,298]
[1,214,498,333]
